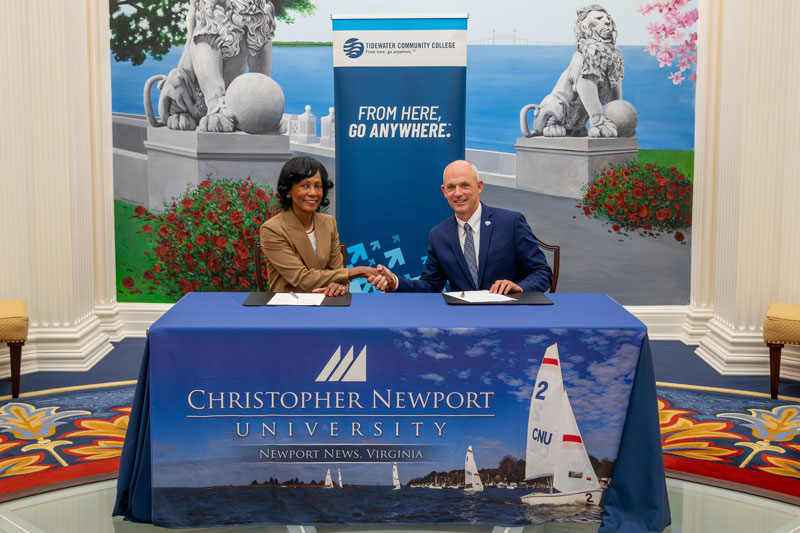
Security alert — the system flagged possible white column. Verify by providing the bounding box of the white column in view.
[0,0,120,378]
[87,0,124,340]
[689,0,800,379]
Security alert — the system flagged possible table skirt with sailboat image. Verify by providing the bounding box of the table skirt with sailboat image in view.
[113,293,669,531]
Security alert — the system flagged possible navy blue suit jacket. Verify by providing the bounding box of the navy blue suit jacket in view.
[396,204,553,293]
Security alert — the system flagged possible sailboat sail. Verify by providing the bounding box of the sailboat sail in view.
[338,468,343,488]
[524,343,565,482]
[552,393,601,494]
[464,445,484,491]
[521,343,602,506]
[392,462,401,490]
[323,468,333,489]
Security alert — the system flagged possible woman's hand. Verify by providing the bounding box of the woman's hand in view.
[313,282,349,297]
[347,266,380,280]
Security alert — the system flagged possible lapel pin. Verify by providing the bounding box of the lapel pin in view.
[485,221,491,226]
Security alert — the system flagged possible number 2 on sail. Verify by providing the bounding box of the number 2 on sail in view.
[534,380,549,400]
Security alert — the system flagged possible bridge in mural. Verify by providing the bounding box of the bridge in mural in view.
[468,30,569,46]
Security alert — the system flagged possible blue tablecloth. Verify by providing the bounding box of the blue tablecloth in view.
[114,293,669,531]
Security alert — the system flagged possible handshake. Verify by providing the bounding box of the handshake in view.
[366,265,398,292]
[347,265,398,293]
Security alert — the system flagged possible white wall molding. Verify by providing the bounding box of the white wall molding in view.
[95,303,124,342]
[626,305,691,341]
[696,317,800,381]
[0,317,112,377]
[680,304,714,344]
[118,303,172,338]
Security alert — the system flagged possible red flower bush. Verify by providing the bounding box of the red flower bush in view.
[579,161,692,243]
[139,176,280,297]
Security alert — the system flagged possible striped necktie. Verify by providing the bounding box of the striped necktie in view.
[463,222,478,287]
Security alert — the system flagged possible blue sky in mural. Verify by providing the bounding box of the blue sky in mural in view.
[111,0,696,152]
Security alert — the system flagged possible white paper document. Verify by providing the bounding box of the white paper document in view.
[444,290,514,303]
[267,293,326,306]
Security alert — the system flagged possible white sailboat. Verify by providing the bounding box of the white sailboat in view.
[323,468,334,489]
[392,462,401,490]
[337,468,343,488]
[464,445,484,492]
[521,343,602,506]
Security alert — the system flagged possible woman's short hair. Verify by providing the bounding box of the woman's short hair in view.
[276,156,333,211]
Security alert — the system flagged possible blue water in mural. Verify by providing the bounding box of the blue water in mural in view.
[110,45,695,152]
[153,486,603,527]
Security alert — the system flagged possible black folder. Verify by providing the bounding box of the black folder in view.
[442,291,553,305]
[243,292,352,307]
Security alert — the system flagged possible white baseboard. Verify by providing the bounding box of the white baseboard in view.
[118,302,172,337]
[696,317,800,381]
[0,316,113,378]
[625,305,691,341]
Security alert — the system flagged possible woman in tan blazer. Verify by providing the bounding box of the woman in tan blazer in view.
[259,157,377,295]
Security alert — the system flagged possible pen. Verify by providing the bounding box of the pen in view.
[290,291,299,299]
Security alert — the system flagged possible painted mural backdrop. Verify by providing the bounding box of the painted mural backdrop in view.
[111,0,697,305]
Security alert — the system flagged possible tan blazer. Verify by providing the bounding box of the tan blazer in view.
[259,209,349,292]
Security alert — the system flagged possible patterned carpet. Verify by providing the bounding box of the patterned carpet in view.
[1,380,798,504]
[0,385,134,501]
[658,386,800,502]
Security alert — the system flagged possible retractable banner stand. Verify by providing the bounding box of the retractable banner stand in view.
[332,15,467,290]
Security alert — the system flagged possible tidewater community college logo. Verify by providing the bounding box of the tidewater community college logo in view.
[316,346,367,382]
[343,38,365,59]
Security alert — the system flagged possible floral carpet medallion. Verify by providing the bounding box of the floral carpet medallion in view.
[657,387,800,499]
[0,386,135,499]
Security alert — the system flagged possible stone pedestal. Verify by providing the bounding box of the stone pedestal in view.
[144,127,292,211]
[514,137,638,199]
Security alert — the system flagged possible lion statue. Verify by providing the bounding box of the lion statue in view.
[144,0,277,132]
[520,5,625,138]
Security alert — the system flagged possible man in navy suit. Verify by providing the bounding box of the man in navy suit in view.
[369,160,552,294]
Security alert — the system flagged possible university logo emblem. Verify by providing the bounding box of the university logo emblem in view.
[343,38,365,59]
[316,346,367,382]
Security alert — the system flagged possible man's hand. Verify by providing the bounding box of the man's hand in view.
[489,279,522,295]
[368,264,398,292]
[312,282,348,297]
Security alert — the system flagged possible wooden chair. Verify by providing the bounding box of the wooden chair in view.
[0,300,28,398]
[253,240,348,292]
[537,239,560,293]
[763,302,800,398]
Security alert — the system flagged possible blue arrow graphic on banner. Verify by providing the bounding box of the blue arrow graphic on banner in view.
[392,235,400,243]
[421,256,427,264]
[368,259,376,266]
[370,240,380,251]
[384,248,405,268]
[347,243,368,263]
[349,278,367,293]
